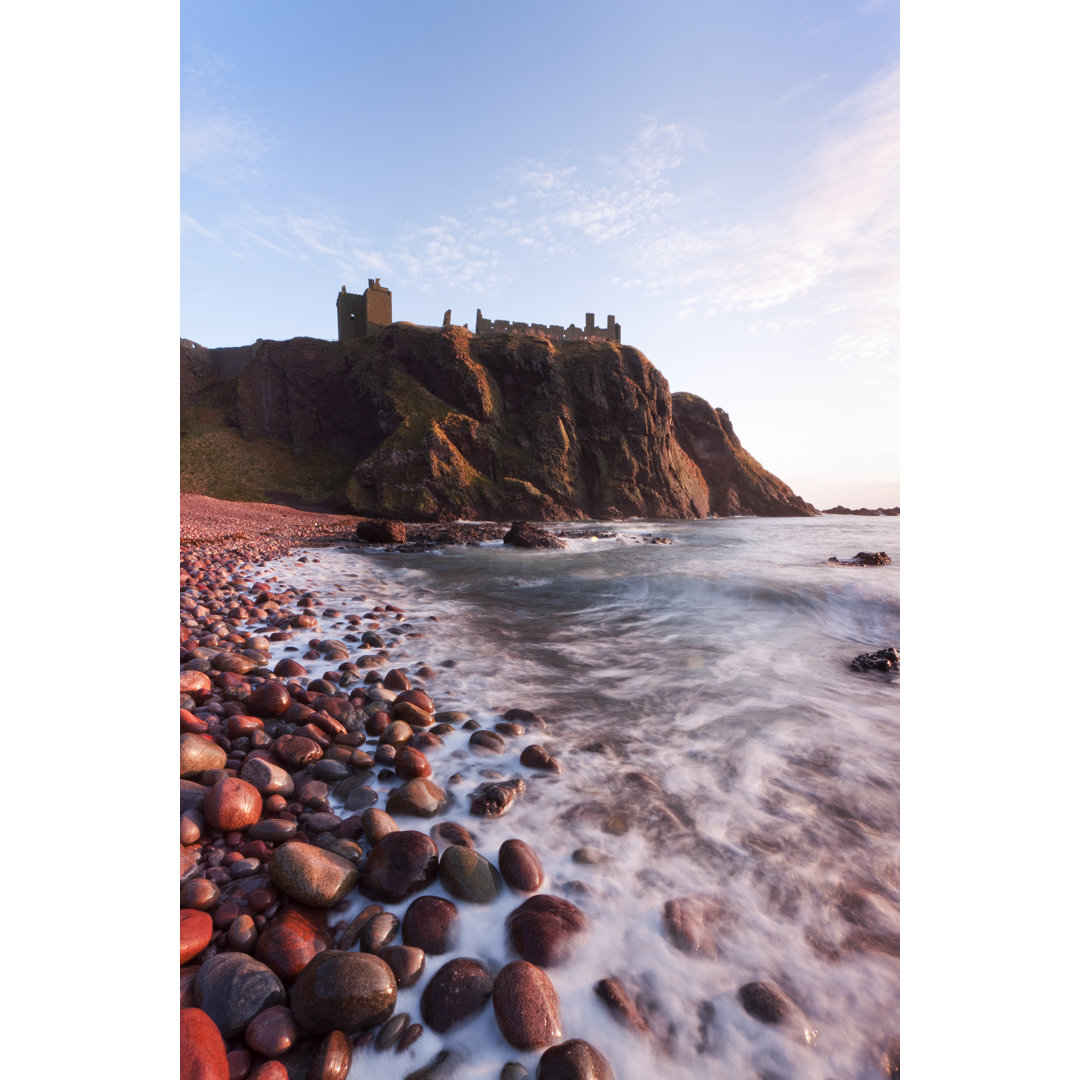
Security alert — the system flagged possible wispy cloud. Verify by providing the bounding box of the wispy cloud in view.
[181,51,270,184]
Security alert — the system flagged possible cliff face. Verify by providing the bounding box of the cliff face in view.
[671,393,817,517]
[180,325,815,521]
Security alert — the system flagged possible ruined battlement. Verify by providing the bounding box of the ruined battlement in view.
[337,280,620,346]
[474,308,620,345]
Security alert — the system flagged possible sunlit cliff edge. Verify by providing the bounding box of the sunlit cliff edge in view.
[180,324,817,522]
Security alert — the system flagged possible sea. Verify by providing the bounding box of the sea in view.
[257,514,900,1080]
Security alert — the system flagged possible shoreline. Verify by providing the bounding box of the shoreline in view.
[179,496,617,1079]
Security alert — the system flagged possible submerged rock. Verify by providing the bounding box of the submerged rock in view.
[504,521,567,549]
[851,646,900,673]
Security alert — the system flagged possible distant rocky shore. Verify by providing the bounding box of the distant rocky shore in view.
[821,506,899,517]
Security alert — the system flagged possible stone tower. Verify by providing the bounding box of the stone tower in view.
[337,279,393,340]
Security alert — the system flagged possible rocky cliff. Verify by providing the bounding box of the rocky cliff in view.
[180,325,816,521]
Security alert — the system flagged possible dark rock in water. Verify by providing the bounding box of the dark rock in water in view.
[499,838,545,893]
[471,778,525,817]
[356,519,408,544]
[827,551,892,566]
[662,896,726,959]
[307,1029,352,1080]
[358,831,439,903]
[469,729,507,754]
[593,977,653,1041]
[736,981,817,1045]
[420,957,494,1033]
[737,981,790,1023]
[851,646,900,673]
[503,709,550,732]
[376,945,426,988]
[520,744,562,773]
[536,1038,616,1080]
[504,522,567,550]
[493,960,563,1051]
[439,845,503,903]
[402,895,461,955]
[430,821,475,851]
[290,950,397,1034]
[404,1049,463,1080]
[506,895,587,967]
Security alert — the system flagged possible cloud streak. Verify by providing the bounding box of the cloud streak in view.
[181,51,270,184]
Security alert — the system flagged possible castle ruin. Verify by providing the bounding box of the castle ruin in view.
[337,279,392,340]
[474,308,620,345]
[336,280,619,346]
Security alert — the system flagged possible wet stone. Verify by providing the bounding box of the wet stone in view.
[419,957,494,1034]
[438,845,503,904]
[375,1012,411,1052]
[376,945,426,989]
[181,908,214,965]
[240,756,295,798]
[354,808,395,846]
[499,838,544,893]
[493,960,563,1051]
[307,1029,352,1080]
[506,895,587,968]
[268,842,358,908]
[536,1039,616,1080]
[358,831,439,903]
[313,759,351,782]
[195,952,286,1038]
[430,821,475,851]
[181,1007,230,1080]
[181,734,228,778]
[290,950,397,1035]
[244,1004,300,1058]
[402,895,460,955]
[469,729,507,755]
[203,777,263,834]
[470,778,525,818]
[253,907,335,985]
[737,981,791,1024]
[361,911,400,952]
[385,778,447,818]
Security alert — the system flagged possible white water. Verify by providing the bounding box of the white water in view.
[258,516,900,1080]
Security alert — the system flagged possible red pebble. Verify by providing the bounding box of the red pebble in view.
[226,1048,251,1080]
[248,1063,288,1080]
[180,908,214,965]
[181,1007,229,1080]
[203,778,263,833]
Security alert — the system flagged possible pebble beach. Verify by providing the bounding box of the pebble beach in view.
[178,495,903,1080]
[179,495,630,1080]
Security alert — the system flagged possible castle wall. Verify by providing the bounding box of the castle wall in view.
[474,307,620,344]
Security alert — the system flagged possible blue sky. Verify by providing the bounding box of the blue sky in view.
[181,0,899,509]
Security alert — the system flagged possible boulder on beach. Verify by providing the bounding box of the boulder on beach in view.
[355,519,408,544]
